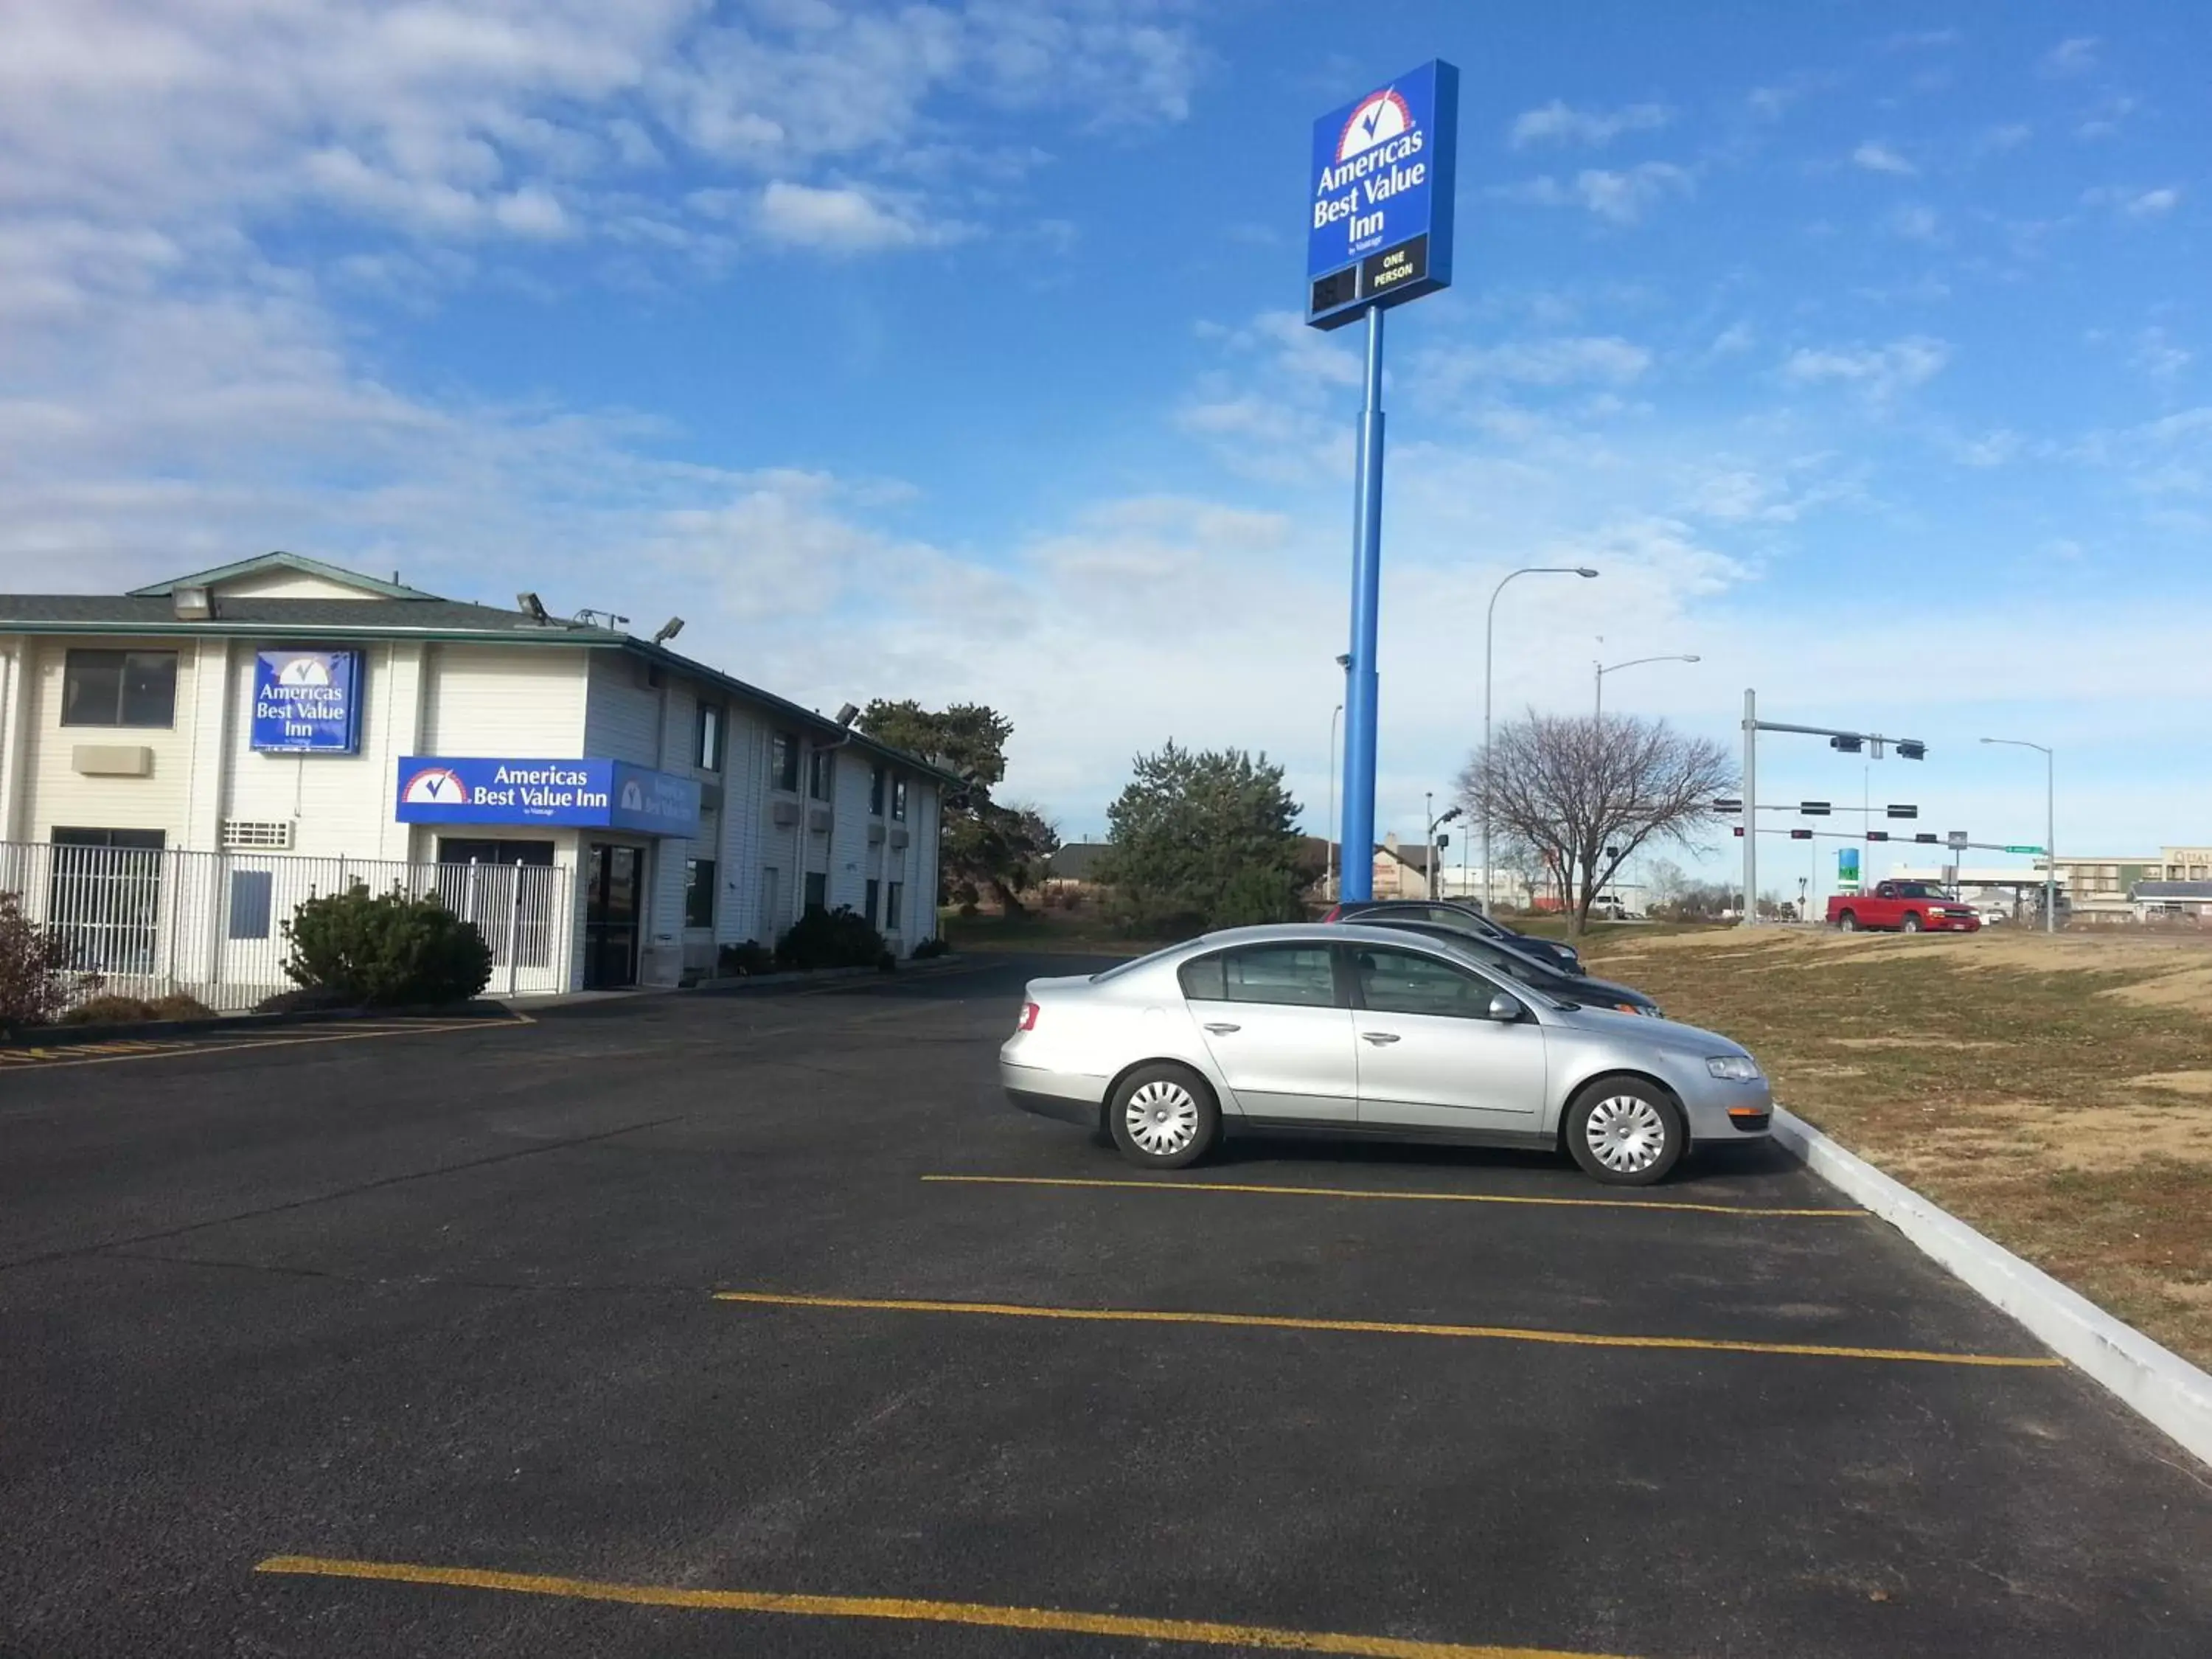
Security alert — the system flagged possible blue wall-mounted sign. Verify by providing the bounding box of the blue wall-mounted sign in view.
[251,649,363,754]
[394,758,702,838]
[1306,60,1458,331]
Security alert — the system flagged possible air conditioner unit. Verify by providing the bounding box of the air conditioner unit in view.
[771,801,801,827]
[866,823,886,844]
[888,827,910,851]
[807,805,832,833]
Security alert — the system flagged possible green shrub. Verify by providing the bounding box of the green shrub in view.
[716,940,777,977]
[1210,864,1306,928]
[0,891,97,1030]
[282,883,493,1007]
[254,986,352,1015]
[150,993,215,1021]
[910,936,950,960]
[59,993,159,1026]
[774,905,886,971]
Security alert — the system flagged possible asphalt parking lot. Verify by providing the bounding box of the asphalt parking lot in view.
[4,955,2210,1658]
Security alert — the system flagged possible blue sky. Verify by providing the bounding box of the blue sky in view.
[2,1,2206,892]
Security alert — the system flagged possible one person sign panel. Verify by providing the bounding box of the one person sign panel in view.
[1306,60,1458,330]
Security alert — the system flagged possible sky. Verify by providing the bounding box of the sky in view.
[2,0,2207,897]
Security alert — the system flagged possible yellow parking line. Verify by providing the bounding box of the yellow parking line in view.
[254,1555,1627,1658]
[714,1290,2060,1369]
[924,1173,1865,1219]
[0,1018,521,1072]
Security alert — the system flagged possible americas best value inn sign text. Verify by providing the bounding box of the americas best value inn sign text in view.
[394,757,701,837]
[1305,60,1458,330]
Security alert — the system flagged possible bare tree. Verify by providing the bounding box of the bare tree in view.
[1461,712,1736,935]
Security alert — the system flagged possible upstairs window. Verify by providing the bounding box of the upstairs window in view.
[63,650,177,728]
[695,704,724,772]
[808,748,833,801]
[869,764,886,816]
[771,731,799,792]
[891,777,909,821]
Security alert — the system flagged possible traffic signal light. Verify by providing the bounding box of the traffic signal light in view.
[1887,804,1918,819]
[1896,740,1927,760]
[1732,826,1745,838]
[1436,833,1449,849]
[1790,829,1813,840]
[1829,735,1863,754]
[1866,830,1891,842]
[1914,832,1938,844]
[1713,798,1742,813]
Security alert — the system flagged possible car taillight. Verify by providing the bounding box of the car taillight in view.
[1321,904,1343,922]
[1016,1001,1040,1032]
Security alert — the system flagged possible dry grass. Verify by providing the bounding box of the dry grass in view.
[1579,926,2212,1371]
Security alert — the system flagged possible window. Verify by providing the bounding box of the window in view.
[63,650,177,728]
[808,748,834,801]
[804,871,828,911]
[1182,945,1337,1008]
[685,858,717,929]
[891,777,909,821]
[864,877,880,925]
[1354,947,1500,1020]
[696,705,724,772]
[771,731,799,792]
[757,867,780,941]
[869,765,886,816]
[885,881,903,931]
[227,869,274,940]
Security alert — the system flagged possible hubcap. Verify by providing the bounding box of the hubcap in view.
[1585,1095,1669,1174]
[1125,1079,1200,1157]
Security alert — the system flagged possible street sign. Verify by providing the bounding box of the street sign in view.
[1947,830,1969,848]
[1886,804,1918,819]
[1801,801,1831,815]
[1307,60,1458,330]
[2004,844,2045,855]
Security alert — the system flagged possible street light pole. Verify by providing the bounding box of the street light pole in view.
[1980,737,2056,934]
[1595,653,1700,720]
[1483,565,1599,917]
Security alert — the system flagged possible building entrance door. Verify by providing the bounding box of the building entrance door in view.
[582,842,641,989]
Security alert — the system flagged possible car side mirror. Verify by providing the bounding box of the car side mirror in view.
[1486,992,1523,1023]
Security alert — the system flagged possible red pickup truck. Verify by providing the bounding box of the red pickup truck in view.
[1828,881,1981,933]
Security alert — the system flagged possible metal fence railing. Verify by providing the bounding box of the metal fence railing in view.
[0,841,572,1012]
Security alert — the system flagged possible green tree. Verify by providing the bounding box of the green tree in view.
[858,700,1057,911]
[1097,742,1306,933]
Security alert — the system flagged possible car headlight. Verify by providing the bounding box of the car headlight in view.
[1705,1054,1761,1082]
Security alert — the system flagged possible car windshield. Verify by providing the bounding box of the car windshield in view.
[1397,933,1570,1010]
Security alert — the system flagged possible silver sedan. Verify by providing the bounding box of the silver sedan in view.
[999,923,1772,1186]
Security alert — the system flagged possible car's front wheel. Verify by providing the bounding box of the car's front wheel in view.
[1565,1079,1686,1186]
[1107,1064,1220,1169]
[1902,911,1923,933]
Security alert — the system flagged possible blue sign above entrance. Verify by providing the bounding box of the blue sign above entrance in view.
[250,649,363,754]
[1306,60,1458,331]
[394,758,702,838]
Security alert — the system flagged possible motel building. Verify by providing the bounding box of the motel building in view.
[0,553,949,1007]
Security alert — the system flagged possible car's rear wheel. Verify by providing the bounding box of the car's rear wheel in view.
[1565,1079,1685,1186]
[1835,911,1857,931]
[1107,1064,1220,1169]
[1902,911,1923,933]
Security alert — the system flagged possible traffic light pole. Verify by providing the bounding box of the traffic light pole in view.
[1740,687,1928,928]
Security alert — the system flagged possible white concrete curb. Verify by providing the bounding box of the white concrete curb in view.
[1772,1106,2212,1469]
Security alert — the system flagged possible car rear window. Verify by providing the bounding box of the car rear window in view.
[1180,945,1338,1008]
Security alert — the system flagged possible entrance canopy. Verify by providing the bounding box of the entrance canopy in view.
[395,757,701,838]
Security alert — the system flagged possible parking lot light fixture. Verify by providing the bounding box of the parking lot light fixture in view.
[1484,566,1600,915]
[1594,653,1700,720]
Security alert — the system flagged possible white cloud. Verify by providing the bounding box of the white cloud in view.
[1502,164,1695,224]
[1975,122,2033,156]
[1851,141,1917,176]
[2082,185,2182,219]
[1428,335,1654,389]
[1883,29,1961,51]
[1781,335,1952,401]
[1886,204,1941,243]
[2041,36,2101,77]
[1508,100,1673,149]
[756,181,958,251]
[2132,329,2193,382]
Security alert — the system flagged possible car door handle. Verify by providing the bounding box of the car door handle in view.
[1203,1022,1241,1035]
[1361,1031,1401,1045]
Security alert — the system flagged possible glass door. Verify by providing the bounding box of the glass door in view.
[582,842,640,989]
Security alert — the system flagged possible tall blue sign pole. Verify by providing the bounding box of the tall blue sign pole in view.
[1306,61,1458,901]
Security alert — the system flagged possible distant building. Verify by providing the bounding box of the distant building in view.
[2130,881,2212,922]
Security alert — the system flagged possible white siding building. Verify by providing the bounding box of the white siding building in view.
[0,554,949,1003]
